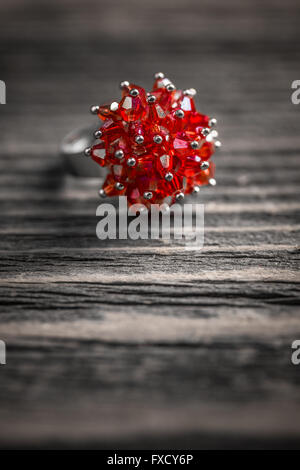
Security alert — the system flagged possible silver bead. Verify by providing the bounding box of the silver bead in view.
[190,140,199,149]
[135,135,144,144]
[214,140,222,148]
[209,178,216,186]
[143,191,153,200]
[90,105,99,115]
[210,130,218,138]
[154,72,165,79]
[130,88,139,97]
[175,109,184,118]
[114,149,124,159]
[183,88,197,97]
[94,129,102,139]
[209,118,217,127]
[153,135,163,144]
[110,101,119,112]
[201,128,210,137]
[99,189,107,198]
[176,192,184,201]
[201,161,210,170]
[127,157,136,167]
[84,147,91,157]
[165,172,173,182]
[192,185,200,194]
[147,94,156,104]
[120,80,130,89]
[166,83,175,92]
[115,182,125,191]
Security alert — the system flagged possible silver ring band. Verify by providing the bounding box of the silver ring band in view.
[61,125,107,178]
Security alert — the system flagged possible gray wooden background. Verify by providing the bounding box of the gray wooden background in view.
[0,0,300,449]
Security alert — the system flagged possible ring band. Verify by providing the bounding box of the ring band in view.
[61,125,106,178]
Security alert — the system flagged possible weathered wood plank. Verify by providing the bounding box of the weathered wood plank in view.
[0,230,299,250]
[0,281,299,315]
[0,0,300,450]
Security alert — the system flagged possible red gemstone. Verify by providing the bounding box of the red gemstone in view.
[179,95,196,113]
[172,132,193,157]
[187,162,215,192]
[106,135,131,162]
[100,119,124,141]
[156,89,184,113]
[97,103,120,122]
[89,75,219,205]
[119,86,148,122]
[199,141,215,160]
[178,155,202,178]
[102,173,127,196]
[194,161,215,186]
[152,77,172,91]
[147,101,167,123]
[189,112,210,127]
[91,141,106,167]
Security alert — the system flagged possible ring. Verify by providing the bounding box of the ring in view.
[61,73,221,207]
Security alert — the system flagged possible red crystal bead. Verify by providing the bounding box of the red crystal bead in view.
[189,112,210,127]
[156,89,184,113]
[102,173,127,196]
[179,95,196,113]
[91,141,106,167]
[152,76,172,91]
[100,119,125,141]
[147,101,166,122]
[199,141,215,160]
[119,85,148,122]
[172,132,194,157]
[89,75,219,206]
[97,103,120,122]
[194,161,215,186]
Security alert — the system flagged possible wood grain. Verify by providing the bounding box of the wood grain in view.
[0,0,300,450]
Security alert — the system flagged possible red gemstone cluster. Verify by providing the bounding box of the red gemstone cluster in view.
[86,73,220,208]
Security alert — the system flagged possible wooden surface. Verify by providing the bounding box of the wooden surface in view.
[0,0,300,449]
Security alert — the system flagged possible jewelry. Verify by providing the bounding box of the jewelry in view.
[62,73,220,207]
